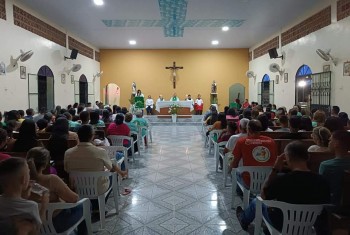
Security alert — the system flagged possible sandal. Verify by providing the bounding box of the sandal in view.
[121,188,132,195]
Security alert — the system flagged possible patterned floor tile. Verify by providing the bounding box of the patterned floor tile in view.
[96,125,246,235]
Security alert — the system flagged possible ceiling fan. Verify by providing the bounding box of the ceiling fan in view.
[245,70,256,79]
[316,49,337,66]
[9,50,34,69]
[64,64,82,75]
[269,63,284,75]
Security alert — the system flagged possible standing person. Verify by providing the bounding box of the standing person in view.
[157,95,164,102]
[136,90,144,97]
[186,94,194,107]
[170,92,179,101]
[145,95,154,115]
[195,94,204,115]
[242,99,250,109]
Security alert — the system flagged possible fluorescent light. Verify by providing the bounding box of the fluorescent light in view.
[222,26,229,31]
[211,40,219,45]
[93,0,104,6]
[129,40,137,45]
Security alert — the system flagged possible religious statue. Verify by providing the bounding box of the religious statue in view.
[132,82,136,94]
[211,80,217,93]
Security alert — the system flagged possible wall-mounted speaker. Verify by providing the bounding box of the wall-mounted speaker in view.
[268,48,278,59]
[70,49,78,60]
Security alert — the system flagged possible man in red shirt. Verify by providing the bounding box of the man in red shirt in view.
[229,119,277,186]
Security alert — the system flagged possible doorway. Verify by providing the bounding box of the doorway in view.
[258,74,274,106]
[79,75,88,104]
[28,65,54,112]
[229,83,245,104]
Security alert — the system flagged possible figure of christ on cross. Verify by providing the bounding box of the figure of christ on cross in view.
[165,61,183,89]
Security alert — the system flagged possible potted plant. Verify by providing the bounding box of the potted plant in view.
[168,103,181,123]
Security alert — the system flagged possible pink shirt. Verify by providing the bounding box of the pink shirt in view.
[0,153,11,161]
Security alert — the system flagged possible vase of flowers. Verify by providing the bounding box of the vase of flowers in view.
[169,103,181,123]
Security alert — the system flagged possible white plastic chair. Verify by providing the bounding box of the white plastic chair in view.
[219,150,232,187]
[130,131,141,156]
[231,166,272,209]
[208,130,223,154]
[107,135,135,162]
[215,141,227,172]
[138,126,151,147]
[254,196,324,235]
[40,198,92,235]
[100,145,128,174]
[69,171,119,229]
[203,125,213,147]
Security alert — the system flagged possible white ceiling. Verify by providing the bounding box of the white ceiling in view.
[17,0,329,49]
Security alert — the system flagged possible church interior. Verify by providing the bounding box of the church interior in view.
[0,0,350,234]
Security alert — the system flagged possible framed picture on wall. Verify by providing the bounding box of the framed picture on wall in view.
[275,75,279,84]
[61,74,66,84]
[323,65,330,72]
[71,75,74,84]
[344,62,350,76]
[284,73,288,83]
[20,66,26,79]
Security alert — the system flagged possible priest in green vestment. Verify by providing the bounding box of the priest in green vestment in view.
[170,92,180,101]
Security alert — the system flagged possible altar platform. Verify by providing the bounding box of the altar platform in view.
[144,115,203,126]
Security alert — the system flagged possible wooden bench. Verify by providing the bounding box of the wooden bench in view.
[274,139,315,155]
[12,132,52,139]
[260,131,312,140]
[40,139,78,149]
[307,151,334,173]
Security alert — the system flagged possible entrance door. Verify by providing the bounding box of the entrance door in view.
[28,66,54,112]
[229,83,245,104]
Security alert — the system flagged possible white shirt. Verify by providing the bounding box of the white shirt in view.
[146,98,154,108]
[195,98,203,106]
[226,133,247,151]
[157,98,164,102]
[186,98,194,106]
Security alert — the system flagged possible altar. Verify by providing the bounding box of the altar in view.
[156,101,193,118]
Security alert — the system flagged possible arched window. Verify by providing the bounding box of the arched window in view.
[262,74,270,82]
[258,74,274,106]
[79,75,88,104]
[28,65,55,112]
[296,64,312,78]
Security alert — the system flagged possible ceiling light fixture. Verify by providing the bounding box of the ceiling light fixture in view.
[129,40,137,45]
[93,0,104,6]
[222,26,229,31]
[211,40,219,45]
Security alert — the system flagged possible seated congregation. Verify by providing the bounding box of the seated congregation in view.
[0,100,349,234]
[0,102,150,234]
[204,102,350,234]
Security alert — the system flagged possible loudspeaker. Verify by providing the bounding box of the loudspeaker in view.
[70,49,78,60]
[268,48,278,59]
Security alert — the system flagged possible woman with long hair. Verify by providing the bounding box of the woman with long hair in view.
[13,119,42,152]
[27,147,86,234]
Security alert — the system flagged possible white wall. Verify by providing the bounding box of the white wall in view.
[249,0,350,114]
[0,0,100,113]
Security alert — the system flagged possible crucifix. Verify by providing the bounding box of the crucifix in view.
[165,61,183,89]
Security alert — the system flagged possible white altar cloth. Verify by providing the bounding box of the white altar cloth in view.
[155,101,194,112]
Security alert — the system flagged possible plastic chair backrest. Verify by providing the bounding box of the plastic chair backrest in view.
[69,171,112,198]
[237,166,272,194]
[259,196,324,235]
[107,135,131,146]
[100,146,127,160]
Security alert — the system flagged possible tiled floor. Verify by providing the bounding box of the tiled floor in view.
[94,125,247,235]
